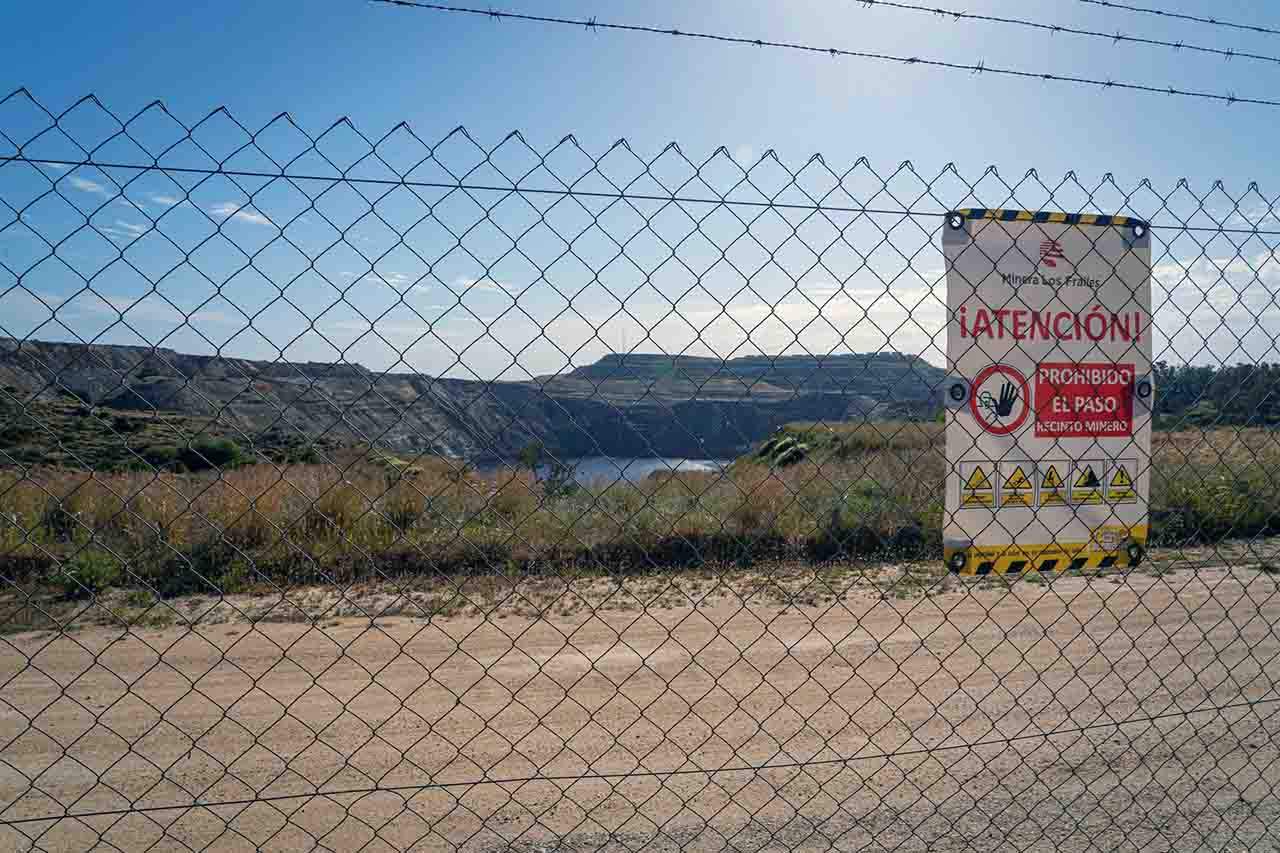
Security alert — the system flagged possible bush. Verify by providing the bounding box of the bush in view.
[281,444,321,465]
[1150,467,1280,545]
[148,540,235,598]
[42,498,81,541]
[755,434,810,468]
[517,440,544,471]
[111,415,145,434]
[53,550,121,599]
[141,445,180,469]
[179,438,243,471]
[0,423,36,444]
[541,460,579,500]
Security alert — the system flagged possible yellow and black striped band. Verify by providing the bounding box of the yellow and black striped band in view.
[957,208,1147,229]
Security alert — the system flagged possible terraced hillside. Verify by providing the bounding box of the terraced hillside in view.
[0,338,945,463]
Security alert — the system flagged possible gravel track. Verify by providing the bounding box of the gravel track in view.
[0,563,1277,852]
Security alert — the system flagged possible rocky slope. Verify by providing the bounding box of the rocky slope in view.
[0,338,944,462]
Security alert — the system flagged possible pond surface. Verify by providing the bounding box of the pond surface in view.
[541,456,730,486]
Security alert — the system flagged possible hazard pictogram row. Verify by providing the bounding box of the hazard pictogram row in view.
[958,458,1137,509]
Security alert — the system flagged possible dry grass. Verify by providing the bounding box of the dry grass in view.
[1,425,1277,602]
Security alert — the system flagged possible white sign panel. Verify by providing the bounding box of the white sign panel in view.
[943,209,1153,575]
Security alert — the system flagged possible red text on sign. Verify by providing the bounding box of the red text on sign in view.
[958,305,1144,343]
[1034,362,1134,437]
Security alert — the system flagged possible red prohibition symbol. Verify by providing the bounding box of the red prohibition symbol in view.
[969,364,1031,435]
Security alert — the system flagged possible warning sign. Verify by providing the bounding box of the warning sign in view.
[1000,463,1035,507]
[944,208,1152,574]
[1035,362,1135,437]
[971,365,1030,435]
[960,461,995,507]
[1039,462,1068,506]
[1071,461,1105,504]
[1108,459,1137,503]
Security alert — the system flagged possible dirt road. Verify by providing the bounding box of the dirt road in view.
[1,564,1278,852]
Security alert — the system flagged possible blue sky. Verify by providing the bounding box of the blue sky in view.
[2,1,1279,378]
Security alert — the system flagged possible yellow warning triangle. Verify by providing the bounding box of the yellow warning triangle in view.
[1074,465,1100,488]
[964,466,992,491]
[1110,466,1133,487]
[1005,466,1032,489]
[1042,465,1063,488]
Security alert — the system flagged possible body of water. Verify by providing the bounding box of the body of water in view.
[541,456,729,485]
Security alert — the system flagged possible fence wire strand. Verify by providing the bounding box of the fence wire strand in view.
[373,0,1280,109]
[1075,0,1280,38]
[0,91,1278,852]
[856,0,1280,69]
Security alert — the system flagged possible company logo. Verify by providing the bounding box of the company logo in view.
[1038,239,1066,268]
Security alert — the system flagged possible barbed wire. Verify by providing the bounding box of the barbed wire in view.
[857,0,1280,67]
[370,0,1280,109]
[1076,0,1280,39]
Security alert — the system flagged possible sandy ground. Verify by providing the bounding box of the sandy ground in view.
[0,561,1278,852]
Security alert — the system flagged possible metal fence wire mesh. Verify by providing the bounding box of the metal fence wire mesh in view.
[0,91,1277,852]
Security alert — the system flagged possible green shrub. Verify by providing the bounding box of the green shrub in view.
[773,442,808,467]
[518,440,544,471]
[281,444,321,465]
[179,438,243,471]
[53,550,121,599]
[111,415,145,434]
[541,460,579,499]
[1150,466,1280,545]
[0,423,36,443]
[41,498,80,541]
[147,540,236,597]
[756,436,782,459]
[122,588,155,609]
[756,434,808,467]
[141,445,180,468]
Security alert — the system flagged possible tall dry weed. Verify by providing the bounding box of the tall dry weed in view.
[382,478,425,533]
[305,477,375,541]
[726,466,789,535]
[488,468,539,522]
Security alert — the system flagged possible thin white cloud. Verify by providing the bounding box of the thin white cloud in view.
[363,270,413,287]
[99,227,135,243]
[68,176,109,197]
[454,276,522,296]
[20,289,231,327]
[150,194,181,207]
[209,201,273,227]
[114,220,148,237]
[325,318,427,336]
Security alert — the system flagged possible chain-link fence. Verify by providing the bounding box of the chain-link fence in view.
[0,91,1277,852]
